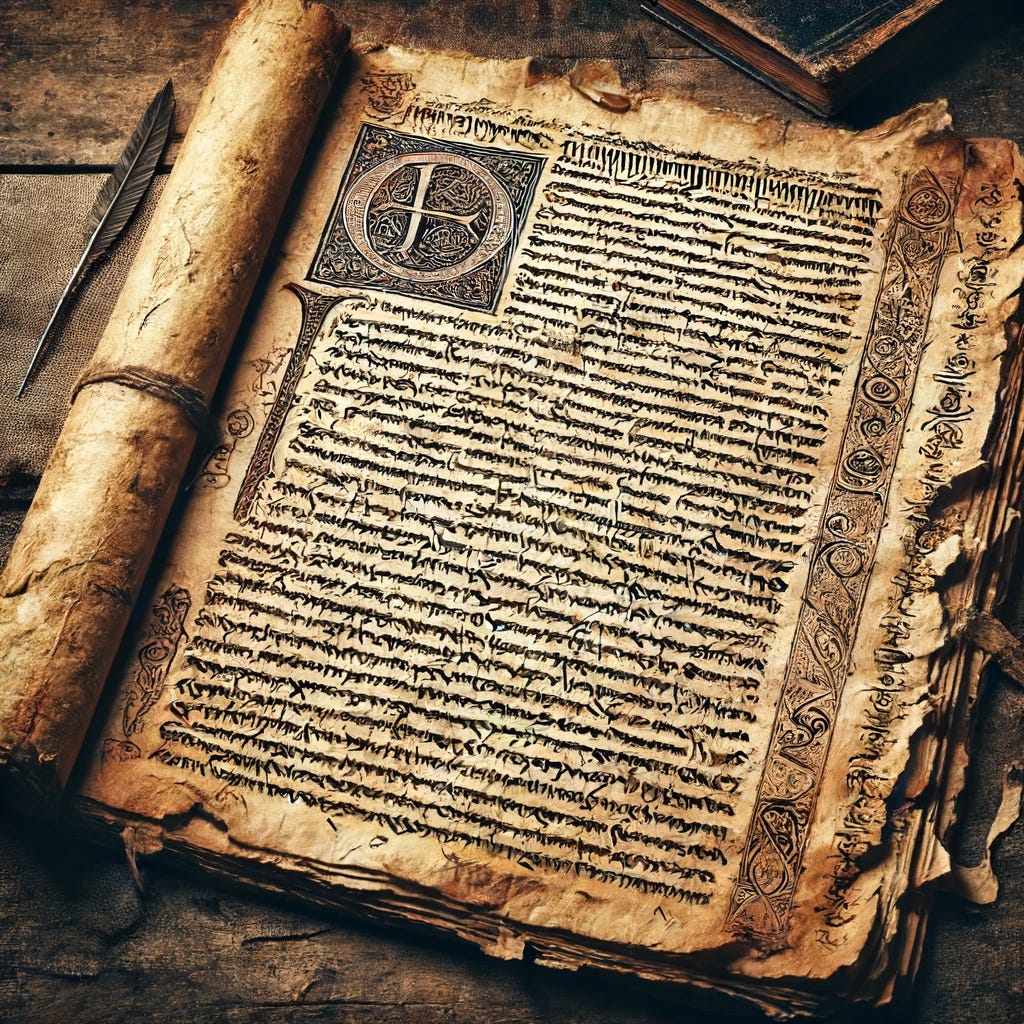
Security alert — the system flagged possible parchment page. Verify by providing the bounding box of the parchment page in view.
[79,48,1024,1006]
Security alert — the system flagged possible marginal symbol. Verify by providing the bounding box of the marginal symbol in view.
[862,374,900,405]
[342,152,515,284]
[903,184,951,228]
[199,407,254,489]
[938,388,963,414]
[821,541,863,578]
[107,584,192,761]
[764,759,815,801]
[859,414,888,439]
[867,333,903,369]
[226,408,255,438]
[745,803,800,902]
[749,842,788,896]
[899,233,940,263]
[946,351,973,375]
[824,512,855,537]
[361,72,414,116]
[842,447,883,484]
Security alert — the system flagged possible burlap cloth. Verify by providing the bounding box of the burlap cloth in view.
[0,173,162,482]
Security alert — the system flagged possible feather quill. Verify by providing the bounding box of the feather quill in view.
[17,79,175,397]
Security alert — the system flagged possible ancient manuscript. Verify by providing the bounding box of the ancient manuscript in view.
[3,3,1024,1016]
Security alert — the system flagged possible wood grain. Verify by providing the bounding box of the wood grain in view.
[2,0,1022,168]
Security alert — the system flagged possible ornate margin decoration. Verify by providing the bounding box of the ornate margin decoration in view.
[361,72,415,117]
[726,168,960,944]
[233,285,342,521]
[199,407,255,489]
[102,585,192,762]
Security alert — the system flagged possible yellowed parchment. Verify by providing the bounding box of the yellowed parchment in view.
[0,0,348,791]
[56,43,1024,1015]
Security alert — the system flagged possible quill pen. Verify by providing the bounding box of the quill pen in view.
[16,79,175,398]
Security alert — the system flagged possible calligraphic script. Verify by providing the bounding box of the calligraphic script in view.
[75,47,1024,1014]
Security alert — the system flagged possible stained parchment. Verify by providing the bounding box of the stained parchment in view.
[0,0,348,791]
[9,38,1024,1017]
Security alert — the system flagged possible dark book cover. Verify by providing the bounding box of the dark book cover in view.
[642,0,961,115]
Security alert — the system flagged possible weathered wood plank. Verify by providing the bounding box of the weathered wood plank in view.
[0,808,745,1024]
[3,778,1024,1024]
[2,1,1023,166]
[0,0,692,166]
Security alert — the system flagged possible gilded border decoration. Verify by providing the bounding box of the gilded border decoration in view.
[726,168,960,943]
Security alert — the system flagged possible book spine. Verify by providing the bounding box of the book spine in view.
[639,2,838,116]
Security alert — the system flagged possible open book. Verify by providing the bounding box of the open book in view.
[2,0,1023,1016]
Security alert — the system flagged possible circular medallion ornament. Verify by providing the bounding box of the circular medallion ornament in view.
[822,540,864,578]
[903,184,950,228]
[862,374,901,406]
[825,512,855,537]
[342,152,514,283]
[843,447,883,486]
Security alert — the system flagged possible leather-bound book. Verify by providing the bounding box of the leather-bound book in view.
[641,0,962,115]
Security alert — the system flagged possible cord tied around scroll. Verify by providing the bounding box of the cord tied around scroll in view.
[71,363,216,450]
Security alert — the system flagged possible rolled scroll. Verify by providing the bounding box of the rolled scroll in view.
[0,0,348,792]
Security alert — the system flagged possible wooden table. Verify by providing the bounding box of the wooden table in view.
[2,2,1024,1021]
